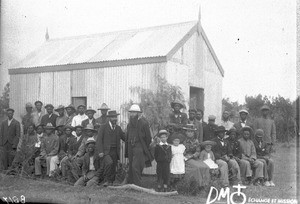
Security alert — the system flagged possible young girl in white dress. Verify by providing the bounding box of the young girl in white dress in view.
[199,141,218,169]
[170,133,186,189]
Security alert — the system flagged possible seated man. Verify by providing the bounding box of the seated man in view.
[253,129,275,187]
[74,138,105,187]
[35,123,59,177]
[238,126,264,185]
[212,126,241,187]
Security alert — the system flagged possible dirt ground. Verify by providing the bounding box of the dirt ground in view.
[0,145,298,204]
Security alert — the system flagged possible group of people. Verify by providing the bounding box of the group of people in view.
[0,99,276,192]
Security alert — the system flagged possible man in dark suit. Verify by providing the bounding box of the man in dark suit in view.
[96,110,125,186]
[81,107,97,128]
[41,104,58,127]
[212,126,241,186]
[203,115,218,141]
[0,108,21,170]
[234,109,253,137]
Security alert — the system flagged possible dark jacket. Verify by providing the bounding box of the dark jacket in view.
[234,120,253,136]
[0,118,21,148]
[68,135,84,156]
[212,137,232,160]
[82,153,103,176]
[125,117,153,167]
[168,112,188,132]
[81,118,96,128]
[96,122,125,159]
[154,143,172,163]
[227,138,242,159]
[203,123,218,141]
[41,113,58,127]
[253,138,271,158]
[58,134,76,159]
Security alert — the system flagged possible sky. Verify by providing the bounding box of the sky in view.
[0,0,296,103]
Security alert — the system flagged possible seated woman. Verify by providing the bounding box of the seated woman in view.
[182,124,210,187]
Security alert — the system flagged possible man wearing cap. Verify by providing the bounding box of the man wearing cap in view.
[32,101,45,126]
[41,104,58,127]
[188,109,202,142]
[125,104,153,186]
[21,102,34,134]
[220,111,234,131]
[96,110,125,186]
[0,108,21,170]
[212,126,241,186]
[95,103,110,128]
[168,100,188,133]
[71,105,88,127]
[81,107,97,128]
[35,123,59,177]
[234,109,253,135]
[253,105,276,152]
[55,105,67,127]
[65,104,76,126]
[203,115,218,141]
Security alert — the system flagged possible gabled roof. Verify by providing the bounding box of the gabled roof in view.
[9,21,224,76]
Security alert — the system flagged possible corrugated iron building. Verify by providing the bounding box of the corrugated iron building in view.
[9,20,224,174]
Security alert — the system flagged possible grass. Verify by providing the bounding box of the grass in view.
[0,145,298,204]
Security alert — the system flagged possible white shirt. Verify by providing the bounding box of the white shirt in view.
[241,120,247,128]
[159,142,168,146]
[8,118,13,126]
[71,114,88,127]
[75,134,82,142]
[89,156,95,171]
[88,119,93,124]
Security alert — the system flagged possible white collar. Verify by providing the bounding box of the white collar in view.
[241,120,247,123]
[159,142,168,146]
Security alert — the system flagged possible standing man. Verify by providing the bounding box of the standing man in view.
[234,109,253,135]
[41,104,58,127]
[81,107,97,128]
[71,105,88,127]
[187,109,202,142]
[168,100,187,133]
[32,101,45,126]
[0,108,21,170]
[253,105,276,153]
[220,111,234,131]
[65,104,76,126]
[203,115,218,141]
[95,103,110,129]
[22,102,34,134]
[125,104,153,186]
[97,110,125,186]
[55,105,67,126]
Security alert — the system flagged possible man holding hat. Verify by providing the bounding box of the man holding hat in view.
[234,109,253,135]
[220,111,234,131]
[55,105,67,127]
[32,100,45,126]
[188,109,202,142]
[65,104,76,126]
[95,103,110,128]
[203,115,218,141]
[168,100,188,133]
[21,102,34,134]
[41,104,58,127]
[35,123,59,177]
[96,110,125,186]
[0,108,21,170]
[81,107,97,128]
[71,105,88,127]
[253,105,276,152]
[125,104,153,186]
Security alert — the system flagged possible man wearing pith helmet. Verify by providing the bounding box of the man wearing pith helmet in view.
[253,105,276,152]
[125,104,153,186]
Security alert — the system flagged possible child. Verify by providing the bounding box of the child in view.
[74,137,104,187]
[199,140,218,169]
[154,130,172,192]
[169,132,186,189]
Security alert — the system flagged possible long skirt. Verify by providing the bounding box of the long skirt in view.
[184,159,210,186]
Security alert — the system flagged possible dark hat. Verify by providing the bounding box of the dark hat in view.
[208,115,216,120]
[64,125,73,131]
[65,104,76,111]
[77,104,86,109]
[34,100,43,106]
[169,132,186,143]
[215,126,226,133]
[107,110,120,117]
[55,125,65,130]
[157,130,169,137]
[74,125,83,130]
[44,123,55,130]
[84,124,97,132]
[54,105,65,111]
[201,140,216,147]
[6,108,15,113]
[226,127,238,135]
[183,124,197,131]
[241,126,253,133]
[188,109,197,113]
[98,103,110,110]
[171,100,184,109]
[45,104,54,109]
[255,129,264,137]
[260,105,270,111]
[85,107,96,114]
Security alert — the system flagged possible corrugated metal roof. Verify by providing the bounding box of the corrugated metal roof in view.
[12,21,198,69]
